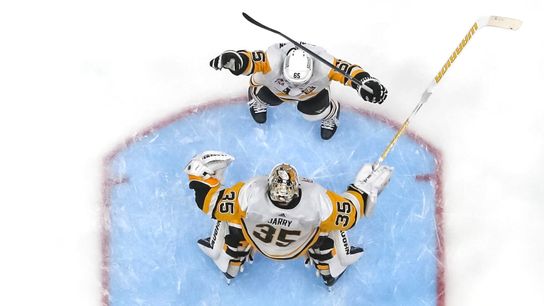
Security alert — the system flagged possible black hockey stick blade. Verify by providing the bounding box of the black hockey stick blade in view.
[242,12,282,36]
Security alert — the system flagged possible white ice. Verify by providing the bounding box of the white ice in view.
[1,0,544,305]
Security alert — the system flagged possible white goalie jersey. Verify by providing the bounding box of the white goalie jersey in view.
[188,174,367,260]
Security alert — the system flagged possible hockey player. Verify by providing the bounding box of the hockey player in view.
[209,42,388,140]
[184,151,392,286]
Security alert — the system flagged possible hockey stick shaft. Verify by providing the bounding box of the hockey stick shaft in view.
[242,12,373,94]
[373,16,521,169]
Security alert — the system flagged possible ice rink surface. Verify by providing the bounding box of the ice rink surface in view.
[1,0,544,305]
[105,101,441,305]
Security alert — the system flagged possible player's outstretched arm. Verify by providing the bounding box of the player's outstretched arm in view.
[209,50,270,76]
[328,58,388,104]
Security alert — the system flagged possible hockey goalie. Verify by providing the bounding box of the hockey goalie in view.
[184,151,392,286]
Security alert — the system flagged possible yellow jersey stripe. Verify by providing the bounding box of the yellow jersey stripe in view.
[346,189,365,217]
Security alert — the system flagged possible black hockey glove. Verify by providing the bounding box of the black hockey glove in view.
[209,50,245,75]
[355,72,388,104]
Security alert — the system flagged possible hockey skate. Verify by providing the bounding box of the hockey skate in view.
[198,235,250,282]
[320,100,340,140]
[248,98,268,124]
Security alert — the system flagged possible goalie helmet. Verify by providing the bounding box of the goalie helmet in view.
[268,163,300,204]
[282,48,313,85]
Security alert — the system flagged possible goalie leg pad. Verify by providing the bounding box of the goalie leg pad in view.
[197,220,229,271]
[223,227,252,279]
[307,231,364,286]
[197,221,252,280]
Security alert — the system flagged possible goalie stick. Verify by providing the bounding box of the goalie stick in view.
[372,16,522,171]
[242,12,374,94]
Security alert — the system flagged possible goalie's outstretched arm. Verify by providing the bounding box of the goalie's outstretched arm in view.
[318,163,393,234]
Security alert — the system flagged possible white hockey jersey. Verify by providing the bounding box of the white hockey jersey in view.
[188,175,367,260]
[236,42,367,102]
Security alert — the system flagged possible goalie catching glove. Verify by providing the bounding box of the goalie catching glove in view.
[184,151,235,183]
[351,163,393,215]
[354,72,388,104]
